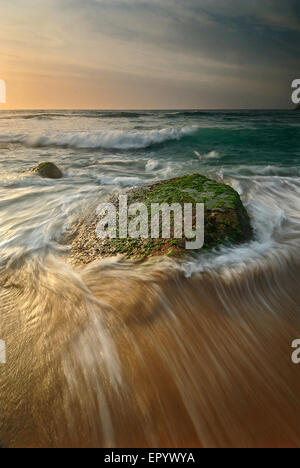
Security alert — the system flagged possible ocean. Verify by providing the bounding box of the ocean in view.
[0,109,300,447]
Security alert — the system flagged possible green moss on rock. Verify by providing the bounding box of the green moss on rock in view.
[70,174,252,266]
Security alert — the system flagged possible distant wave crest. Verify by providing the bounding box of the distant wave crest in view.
[0,126,197,150]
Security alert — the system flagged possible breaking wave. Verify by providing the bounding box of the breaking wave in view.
[0,127,197,150]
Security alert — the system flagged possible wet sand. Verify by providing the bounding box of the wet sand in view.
[0,252,300,448]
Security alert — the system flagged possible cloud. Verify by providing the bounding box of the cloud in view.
[0,0,299,108]
[57,0,299,71]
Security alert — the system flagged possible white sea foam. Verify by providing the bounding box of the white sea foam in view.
[217,165,300,178]
[96,175,143,187]
[0,126,197,150]
[182,174,300,276]
[145,160,159,172]
[194,150,220,160]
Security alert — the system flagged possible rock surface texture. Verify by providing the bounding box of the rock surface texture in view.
[70,174,253,266]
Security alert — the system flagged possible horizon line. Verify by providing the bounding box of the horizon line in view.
[0,107,295,111]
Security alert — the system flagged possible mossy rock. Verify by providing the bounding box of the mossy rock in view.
[31,162,63,179]
[70,173,252,265]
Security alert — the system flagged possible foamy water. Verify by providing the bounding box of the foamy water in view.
[0,110,299,447]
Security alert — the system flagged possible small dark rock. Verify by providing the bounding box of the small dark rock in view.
[31,162,63,179]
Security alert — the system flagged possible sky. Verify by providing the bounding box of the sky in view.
[0,0,299,109]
